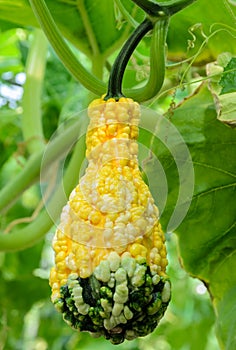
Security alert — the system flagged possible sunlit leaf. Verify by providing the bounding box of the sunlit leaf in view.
[140,83,236,349]
[207,55,236,127]
[0,29,24,74]
[216,92,236,127]
[219,57,236,95]
[0,0,38,27]
[167,84,236,349]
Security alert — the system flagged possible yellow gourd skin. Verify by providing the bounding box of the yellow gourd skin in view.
[49,97,170,344]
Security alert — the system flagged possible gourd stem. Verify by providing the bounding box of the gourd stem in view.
[104,18,153,100]
[28,0,166,101]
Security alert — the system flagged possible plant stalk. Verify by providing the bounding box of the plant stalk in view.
[22,28,48,154]
[0,134,86,252]
[104,18,153,100]
[28,0,167,101]
[0,115,88,213]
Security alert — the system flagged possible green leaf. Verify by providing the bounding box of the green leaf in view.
[213,91,236,127]
[169,84,236,268]
[0,0,130,59]
[45,0,130,58]
[0,0,38,27]
[167,85,236,349]
[219,57,236,95]
[217,92,236,127]
[216,286,236,350]
[207,55,236,127]
[3,0,236,66]
[0,243,50,349]
[140,84,236,349]
[0,28,24,74]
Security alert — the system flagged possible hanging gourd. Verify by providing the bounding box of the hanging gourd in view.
[49,3,173,345]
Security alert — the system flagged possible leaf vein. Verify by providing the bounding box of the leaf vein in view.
[193,161,236,178]
[193,182,236,198]
[76,0,100,56]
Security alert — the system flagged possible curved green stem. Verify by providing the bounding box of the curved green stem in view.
[105,16,169,101]
[29,0,106,95]
[22,28,47,154]
[0,116,88,213]
[0,136,86,252]
[131,17,169,101]
[105,18,153,100]
[28,0,167,102]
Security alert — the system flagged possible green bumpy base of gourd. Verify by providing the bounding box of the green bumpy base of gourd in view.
[54,256,171,345]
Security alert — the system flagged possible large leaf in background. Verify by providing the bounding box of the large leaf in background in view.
[207,55,236,127]
[144,84,236,349]
[1,0,235,64]
[0,0,130,59]
[219,57,236,95]
[45,0,131,58]
[0,0,38,27]
[118,0,236,64]
[0,29,24,74]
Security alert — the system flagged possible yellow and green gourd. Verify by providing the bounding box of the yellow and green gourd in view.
[49,96,171,344]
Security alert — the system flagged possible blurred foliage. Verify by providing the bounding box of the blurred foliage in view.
[0,1,236,349]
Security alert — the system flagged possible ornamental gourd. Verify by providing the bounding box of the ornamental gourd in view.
[49,96,171,344]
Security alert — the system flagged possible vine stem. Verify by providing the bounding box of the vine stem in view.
[0,130,87,252]
[22,28,47,154]
[105,17,169,101]
[114,0,140,28]
[29,0,106,94]
[0,115,88,213]
[28,0,169,101]
[127,17,169,102]
[179,26,236,87]
[105,18,153,100]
